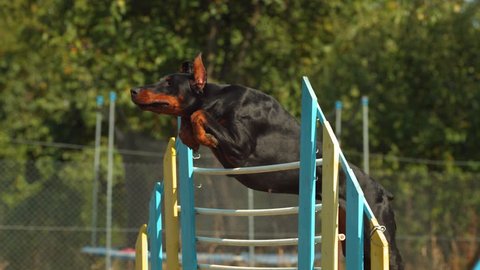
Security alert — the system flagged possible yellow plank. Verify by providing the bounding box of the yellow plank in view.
[321,121,340,270]
[135,224,148,270]
[164,137,180,270]
[370,218,389,270]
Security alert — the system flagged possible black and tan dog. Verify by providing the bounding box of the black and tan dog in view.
[131,54,403,269]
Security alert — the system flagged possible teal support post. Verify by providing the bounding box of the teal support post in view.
[473,259,480,270]
[341,151,365,270]
[148,182,164,270]
[298,76,317,270]
[177,119,198,270]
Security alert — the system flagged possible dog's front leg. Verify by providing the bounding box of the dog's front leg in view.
[190,110,219,148]
[179,117,201,151]
[190,109,253,166]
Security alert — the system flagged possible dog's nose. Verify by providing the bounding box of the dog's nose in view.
[131,88,141,96]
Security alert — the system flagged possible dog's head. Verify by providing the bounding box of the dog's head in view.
[130,53,207,116]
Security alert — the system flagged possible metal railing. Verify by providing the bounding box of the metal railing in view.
[135,77,389,270]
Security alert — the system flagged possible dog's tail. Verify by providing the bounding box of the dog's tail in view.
[379,181,395,200]
[372,177,395,200]
[386,189,394,200]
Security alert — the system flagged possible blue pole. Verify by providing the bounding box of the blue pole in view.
[177,118,198,270]
[473,259,480,270]
[346,167,365,270]
[298,77,317,270]
[148,182,164,270]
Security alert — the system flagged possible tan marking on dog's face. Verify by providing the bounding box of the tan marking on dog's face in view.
[131,88,184,116]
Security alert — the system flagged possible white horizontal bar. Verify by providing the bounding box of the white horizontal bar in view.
[198,264,321,270]
[192,204,322,216]
[196,236,321,247]
[193,159,323,175]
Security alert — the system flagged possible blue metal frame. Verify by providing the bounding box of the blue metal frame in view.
[297,77,318,270]
[148,182,163,270]
[177,131,198,270]
[143,77,385,270]
[473,259,480,270]
[301,77,377,270]
[346,166,365,270]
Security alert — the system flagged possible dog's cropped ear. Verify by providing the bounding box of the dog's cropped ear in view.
[192,53,207,93]
[180,61,193,74]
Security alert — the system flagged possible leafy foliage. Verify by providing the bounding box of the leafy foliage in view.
[0,0,479,269]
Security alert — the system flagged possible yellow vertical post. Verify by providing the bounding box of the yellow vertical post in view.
[164,137,180,270]
[370,218,389,270]
[321,121,340,270]
[135,224,148,270]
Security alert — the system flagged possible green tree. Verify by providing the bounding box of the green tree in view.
[0,0,479,269]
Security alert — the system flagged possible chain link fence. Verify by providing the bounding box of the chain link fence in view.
[0,144,479,270]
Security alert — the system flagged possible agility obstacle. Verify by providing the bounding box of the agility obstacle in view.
[135,77,389,270]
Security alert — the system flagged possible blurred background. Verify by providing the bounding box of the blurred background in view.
[0,0,479,269]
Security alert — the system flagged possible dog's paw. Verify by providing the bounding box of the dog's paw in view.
[193,132,217,149]
[179,125,200,150]
[180,137,200,151]
[204,133,218,148]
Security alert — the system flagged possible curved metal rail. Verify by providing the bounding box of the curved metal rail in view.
[196,236,322,247]
[177,204,322,216]
[193,159,323,175]
[198,264,322,270]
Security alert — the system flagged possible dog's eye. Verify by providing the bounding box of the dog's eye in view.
[165,78,173,86]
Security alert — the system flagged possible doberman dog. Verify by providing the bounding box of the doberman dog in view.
[131,54,404,269]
